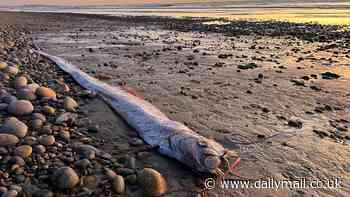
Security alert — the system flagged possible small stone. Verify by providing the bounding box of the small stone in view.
[0,147,8,154]
[112,175,125,194]
[15,76,27,89]
[59,130,70,141]
[36,87,56,100]
[0,62,8,70]
[32,113,46,122]
[23,136,37,145]
[63,97,78,112]
[33,145,46,154]
[7,100,34,116]
[104,168,117,179]
[38,135,55,146]
[0,186,7,194]
[125,156,136,169]
[129,138,144,146]
[55,113,77,125]
[42,106,55,115]
[14,145,32,158]
[138,168,167,197]
[5,66,19,76]
[125,174,137,185]
[53,167,80,190]
[1,117,28,138]
[74,159,91,169]
[0,134,19,146]
[1,190,18,197]
[0,103,8,110]
[16,88,36,101]
[87,125,99,133]
[26,83,40,93]
[9,156,25,166]
[31,119,43,129]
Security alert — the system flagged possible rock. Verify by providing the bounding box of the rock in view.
[104,168,117,179]
[87,125,99,133]
[321,72,340,79]
[0,134,19,146]
[1,117,28,138]
[59,130,70,141]
[23,136,37,145]
[42,106,55,115]
[7,100,34,116]
[9,156,25,166]
[125,156,136,169]
[38,135,55,146]
[55,113,77,125]
[1,190,18,197]
[0,103,8,110]
[63,97,78,112]
[33,145,46,154]
[54,167,80,190]
[14,145,32,158]
[125,174,137,185]
[238,63,257,70]
[0,62,8,70]
[112,175,125,194]
[129,138,144,146]
[31,119,43,129]
[32,113,46,122]
[15,76,27,89]
[74,159,91,169]
[5,66,19,76]
[138,168,167,197]
[36,87,56,100]
[26,83,39,93]
[0,147,8,154]
[2,95,17,104]
[288,119,303,129]
[81,175,99,190]
[16,88,36,101]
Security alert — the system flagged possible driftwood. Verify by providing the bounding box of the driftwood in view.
[35,50,237,175]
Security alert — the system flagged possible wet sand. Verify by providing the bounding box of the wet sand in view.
[1,11,350,196]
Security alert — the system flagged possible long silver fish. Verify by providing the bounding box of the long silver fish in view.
[35,50,233,175]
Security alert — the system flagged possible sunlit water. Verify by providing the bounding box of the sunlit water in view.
[5,5,350,25]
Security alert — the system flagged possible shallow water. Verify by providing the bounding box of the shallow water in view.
[7,5,350,25]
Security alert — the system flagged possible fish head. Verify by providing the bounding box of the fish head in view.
[194,138,229,175]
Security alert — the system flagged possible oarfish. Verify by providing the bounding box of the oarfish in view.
[35,50,236,175]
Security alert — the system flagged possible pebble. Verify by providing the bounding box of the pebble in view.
[0,61,8,70]
[55,113,77,125]
[112,175,125,194]
[26,83,39,93]
[0,134,19,146]
[53,167,80,190]
[14,145,32,158]
[33,145,46,154]
[38,135,55,146]
[104,168,117,179]
[74,159,91,169]
[5,66,19,76]
[31,119,43,129]
[1,190,18,197]
[36,87,56,100]
[63,97,78,112]
[15,76,27,89]
[32,113,46,122]
[7,100,34,116]
[42,106,55,115]
[16,88,37,101]
[137,168,167,197]
[1,117,28,138]
[59,130,70,141]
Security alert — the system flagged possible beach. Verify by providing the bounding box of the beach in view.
[0,11,350,196]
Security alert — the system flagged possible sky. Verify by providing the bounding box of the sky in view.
[0,0,210,6]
